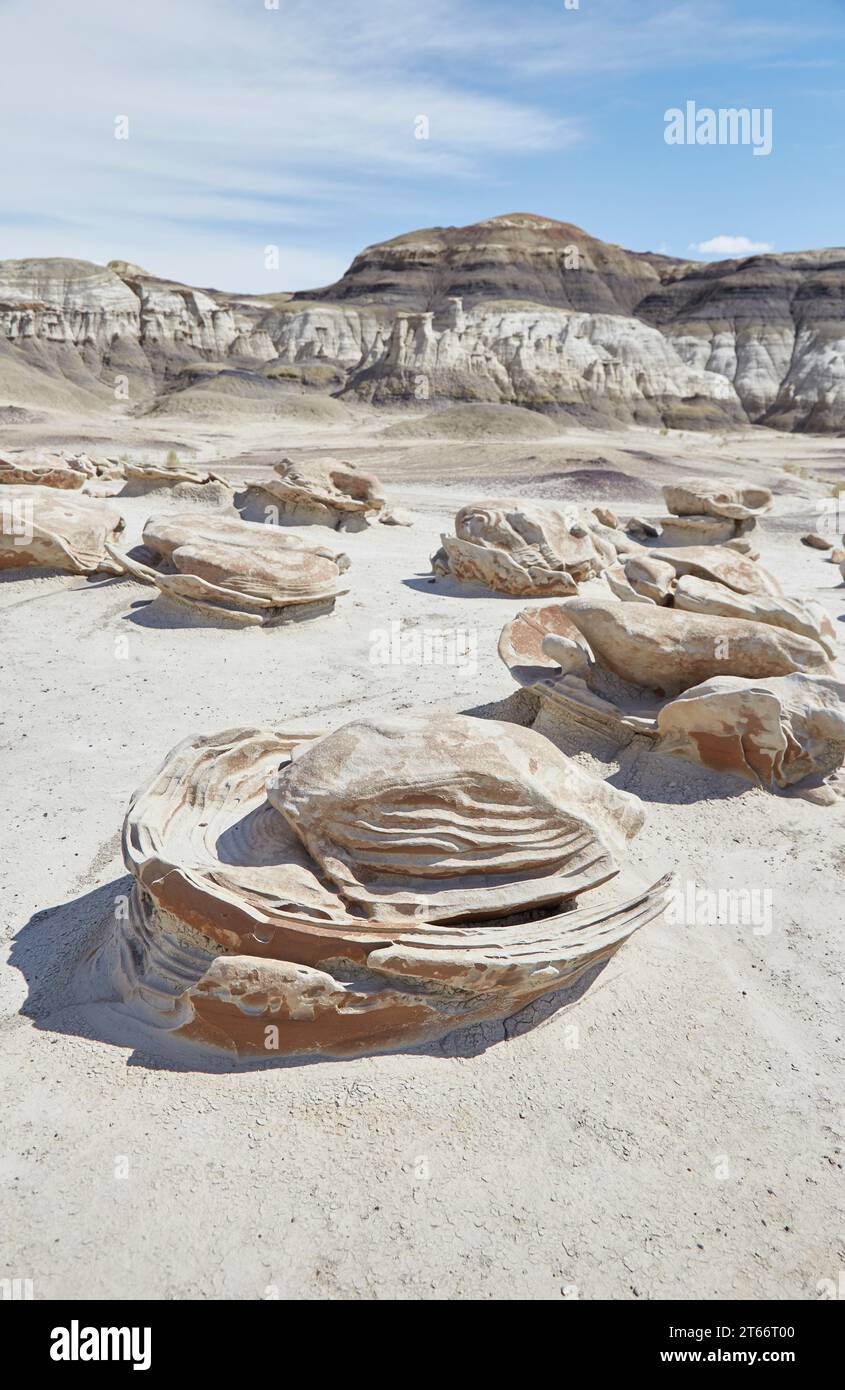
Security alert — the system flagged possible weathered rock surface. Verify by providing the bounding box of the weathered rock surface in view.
[651,545,782,597]
[119,459,233,506]
[657,674,845,798]
[93,714,672,1057]
[107,512,348,624]
[663,479,772,520]
[432,500,613,596]
[5,215,845,430]
[0,486,125,573]
[238,457,389,531]
[673,575,837,657]
[499,603,845,799]
[122,460,226,487]
[562,599,831,696]
[0,451,123,490]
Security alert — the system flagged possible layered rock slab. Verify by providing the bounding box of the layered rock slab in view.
[0,486,125,573]
[238,457,395,531]
[95,714,672,1057]
[107,512,348,624]
[432,500,615,596]
[499,603,845,799]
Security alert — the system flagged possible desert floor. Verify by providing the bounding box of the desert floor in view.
[1,402,843,1300]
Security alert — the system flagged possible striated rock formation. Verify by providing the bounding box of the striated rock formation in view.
[118,459,233,507]
[3,214,845,430]
[107,512,348,624]
[662,479,772,521]
[238,457,394,531]
[603,557,835,655]
[672,576,837,657]
[432,500,615,596]
[499,601,844,799]
[560,599,832,696]
[656,673,845,796]
[93,713,673,1057]
[650,545,782,597]
[0,486,125,573]
[655,477,772,547]
[0,451,123,491]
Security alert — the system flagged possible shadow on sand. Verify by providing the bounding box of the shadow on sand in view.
[10,877,608,1075]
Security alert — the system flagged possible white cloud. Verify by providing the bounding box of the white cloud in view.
[689,236,775,257]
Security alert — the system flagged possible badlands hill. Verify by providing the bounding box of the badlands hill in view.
[1,213,844,431]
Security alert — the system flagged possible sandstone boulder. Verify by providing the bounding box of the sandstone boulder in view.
[499,602,845,799]
[651,545,782,596]
[663,479,772,520]
[92,714,673,1057]
[107,512,348,624]
[238,456,390,531]
[0,450,124,491]
[561,598,831,696]
[0,486,125,573]
[432,500,613,597]
[673,575,837,657]
[657,673,845,798]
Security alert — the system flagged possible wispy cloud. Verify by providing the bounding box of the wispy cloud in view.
[0,0,838,289]
[0,0,579,288]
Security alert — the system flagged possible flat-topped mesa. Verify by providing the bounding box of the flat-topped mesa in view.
[499,597,845,801]
[0,486,125,574]
[92,712,673,1058]
[106,511,349,625]
[237,456,405,531]
[432,499,617,596]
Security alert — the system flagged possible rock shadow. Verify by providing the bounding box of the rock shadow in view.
[11,878,608,1074]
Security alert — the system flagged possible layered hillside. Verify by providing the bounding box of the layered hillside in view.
[1,214,843,431]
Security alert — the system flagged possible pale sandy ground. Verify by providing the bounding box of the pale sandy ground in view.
[1,402,843,1300]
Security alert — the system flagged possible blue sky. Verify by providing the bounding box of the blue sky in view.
[0,0,843,291]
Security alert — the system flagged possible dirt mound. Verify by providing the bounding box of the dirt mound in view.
[381,403,562,442]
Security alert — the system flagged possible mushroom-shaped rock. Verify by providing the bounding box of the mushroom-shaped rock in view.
[561,599,832,696]
[655,514,745,546]
[238,457,389,531]
[123,460,227,486]
[432,500,612,597]
[0,486,125,573]
[120,459,232,505]
[663,479,772,520]
[107,512,348,624]
[92,714,672,1057]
